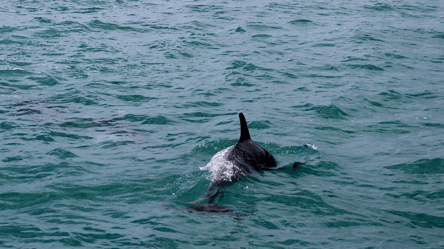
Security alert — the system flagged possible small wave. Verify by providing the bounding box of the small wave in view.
[116,94,154,103]
[235,27,246,33]
[248,121,271,130]
[0,26,17,33]
[389,210,444,228]
[225,60,267,72]
[8,61,32,67]
[297,161,340,177]
[276,145,320,159]
[252,34,272,38]
[33,17,52,23]
[354,34,384,42]
[0,122,15,131]
[312,43,335,47]
[181,101,222,108]
[378,90,404,100]
[315,126,355,134]
[141,116,175,125]
[384,52,408,59]
[48,90,100,106]
[0,39,25,45]
[364,3,394,11]
[88,20,145,32]
[74,7,104,14]
[60,118,95,129]
[122,114,147,122]
[28,75,60,86]
[246,24,283,31]
[49,131,93,140]
[33,28,63,39]
[433,33,444,39]
[0,69,33,76]
[306,103,351,120]
[365,120,413,134]
[385,158,444,174]
[12,108,42,116]
[182,112,220,118]
[288,19,313,25]
[423,123,444,129]
[47,148,78,159]
[2,156,23,163]
[406,90,437,100]
[348,64,384,71]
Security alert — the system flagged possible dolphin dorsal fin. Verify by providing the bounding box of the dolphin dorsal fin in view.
[238,113,251,142]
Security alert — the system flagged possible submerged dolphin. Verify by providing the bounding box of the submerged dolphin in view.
[189,113,300,213]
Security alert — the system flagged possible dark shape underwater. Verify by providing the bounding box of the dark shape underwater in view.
[188,113,301,214]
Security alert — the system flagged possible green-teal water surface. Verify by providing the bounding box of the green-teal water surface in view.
[1,0,444,248]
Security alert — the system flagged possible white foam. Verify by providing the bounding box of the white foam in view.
[200,145,242,182]
[306,143,318,150]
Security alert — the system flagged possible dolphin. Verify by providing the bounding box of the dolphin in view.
[189,113,301,213]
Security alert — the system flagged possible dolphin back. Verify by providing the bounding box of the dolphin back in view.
[229,113,277,172]
[228,139,277,172]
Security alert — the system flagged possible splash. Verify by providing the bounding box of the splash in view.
[306,143,318,150]
[200,145,242,182]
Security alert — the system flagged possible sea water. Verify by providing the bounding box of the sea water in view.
[1,0,444,247]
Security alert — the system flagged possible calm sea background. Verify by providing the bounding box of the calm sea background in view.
[1,0,444,248]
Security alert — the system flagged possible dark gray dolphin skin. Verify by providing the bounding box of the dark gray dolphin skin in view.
[228,113,278,172]
[188,113,300,214]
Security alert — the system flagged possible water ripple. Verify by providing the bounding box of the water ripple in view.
[1,0,444,247]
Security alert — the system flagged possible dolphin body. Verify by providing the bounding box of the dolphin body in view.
[189,113,300,213]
